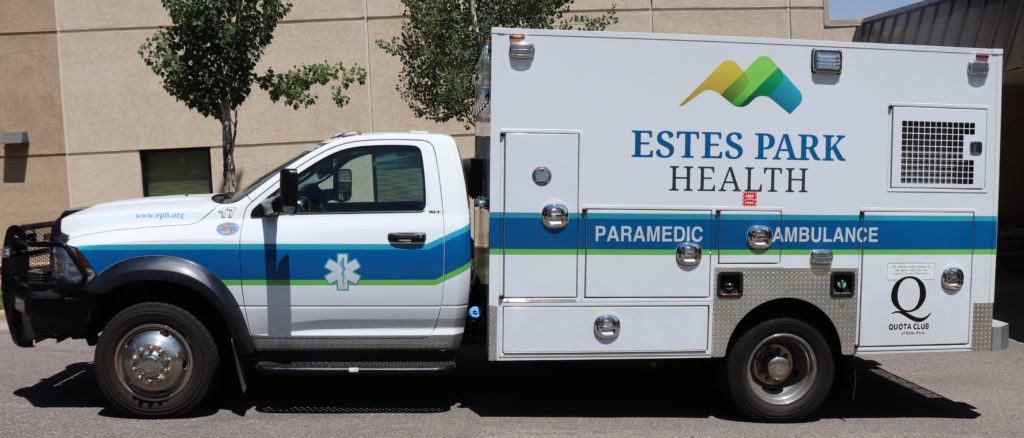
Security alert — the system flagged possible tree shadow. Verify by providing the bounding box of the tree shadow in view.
[13,349,978,421]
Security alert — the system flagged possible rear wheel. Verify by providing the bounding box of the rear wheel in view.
[726,318,834,421]
[94,302,219,417]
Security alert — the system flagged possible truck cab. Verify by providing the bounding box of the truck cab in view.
[3,132,472,416]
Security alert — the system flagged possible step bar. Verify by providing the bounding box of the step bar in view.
[254,360,456,376]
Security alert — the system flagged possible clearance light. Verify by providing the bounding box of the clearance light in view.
[968,53,990,76]
[509,34,534,59]
[812,49,842,74]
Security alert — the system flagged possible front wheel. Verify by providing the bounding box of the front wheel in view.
[726,318,834,422]
[94,302,219,417]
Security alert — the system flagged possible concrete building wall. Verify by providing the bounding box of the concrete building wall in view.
[0,0,853,230]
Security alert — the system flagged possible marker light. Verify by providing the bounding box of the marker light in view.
[968,53,990,76]
[509,34,534,59]
[811,49,842,74]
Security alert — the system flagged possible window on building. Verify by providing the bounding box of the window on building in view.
[140,148,213,196]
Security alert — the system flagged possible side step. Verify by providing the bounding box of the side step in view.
[254,360,456,376]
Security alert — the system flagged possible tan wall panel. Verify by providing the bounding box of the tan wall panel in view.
[0,34,65,157]
[368,0,405,18]
[56,0,169,31]
[0,155,69,229]
[238,20,372,146]
[791,9,855,41]
[0,0,56,33]
[452,134,474,159]
[569,10,652,32]
[792,0,825,7]
[60,29,220,154]
[573,0,652,11]
[285,0,364,21]
[653,9,789,38]
[366,18,470,135]
[67,152,142,207]
[654,0,788,9]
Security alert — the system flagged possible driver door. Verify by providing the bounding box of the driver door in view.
[239,140,445,339]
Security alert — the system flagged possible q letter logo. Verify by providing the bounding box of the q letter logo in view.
[890,276,931,322]
[681,56,802,113]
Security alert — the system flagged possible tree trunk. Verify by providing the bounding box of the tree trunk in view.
[220,101,237,193]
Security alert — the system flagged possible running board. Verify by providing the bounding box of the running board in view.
[254,360,456,376]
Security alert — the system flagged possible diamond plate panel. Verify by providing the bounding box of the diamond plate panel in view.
[711,268,858,357]
[488,305,498,361]
[971,303,993,351]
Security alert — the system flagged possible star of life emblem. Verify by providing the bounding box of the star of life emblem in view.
[325,253,361,291]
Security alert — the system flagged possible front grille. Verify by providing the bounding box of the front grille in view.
[18,222,53,271]
[898,120,975,186]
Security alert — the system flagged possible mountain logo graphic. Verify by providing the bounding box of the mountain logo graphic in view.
[681,56,802,113]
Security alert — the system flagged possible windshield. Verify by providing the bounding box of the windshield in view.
[215,149,312,204]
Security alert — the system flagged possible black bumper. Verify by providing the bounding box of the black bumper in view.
[2,222,93,347]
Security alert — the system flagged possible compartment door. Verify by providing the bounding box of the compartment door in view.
[889,107,987,190]
[503,133,579,298]
[585,210,712,298]
[718,210,782,264]
[859,212,973,347]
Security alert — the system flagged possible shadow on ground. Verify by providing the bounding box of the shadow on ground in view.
[14,346,978,421]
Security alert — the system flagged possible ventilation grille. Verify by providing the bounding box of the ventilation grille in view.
[899,120,975,185]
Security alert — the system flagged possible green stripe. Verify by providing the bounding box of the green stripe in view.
[489,248,993,256]
[221,261,472,287]
[501,249,579,255]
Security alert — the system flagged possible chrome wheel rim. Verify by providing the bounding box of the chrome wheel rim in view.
[745,333,818,406]
[113,324,193,402]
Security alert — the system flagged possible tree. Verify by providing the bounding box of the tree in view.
[139,0,366,193]
[377,0,616,128]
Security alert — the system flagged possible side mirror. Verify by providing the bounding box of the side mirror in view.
[336,168,352,201]
[276,169,298,215]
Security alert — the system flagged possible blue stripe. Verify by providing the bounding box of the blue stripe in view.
[490,212,997,251]
[79,226,472,282]
[587,213,710,220]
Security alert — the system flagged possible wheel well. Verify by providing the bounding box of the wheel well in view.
[726,298,842,357]
[91,281,231,347]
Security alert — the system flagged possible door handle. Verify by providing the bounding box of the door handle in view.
[388,232,427,244]
[541,203,569,230]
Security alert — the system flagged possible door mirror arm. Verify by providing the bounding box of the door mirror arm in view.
[278,169,299,215]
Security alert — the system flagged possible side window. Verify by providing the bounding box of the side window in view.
[296,146,425,213]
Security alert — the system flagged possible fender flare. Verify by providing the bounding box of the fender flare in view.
[85,255,254,354]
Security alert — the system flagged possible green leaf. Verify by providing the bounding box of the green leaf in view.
[138,0,366,191]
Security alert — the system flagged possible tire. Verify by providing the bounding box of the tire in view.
[726,318,834,422]
[94,302,219,418]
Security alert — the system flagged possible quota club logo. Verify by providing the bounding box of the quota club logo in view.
[681,56,803,114]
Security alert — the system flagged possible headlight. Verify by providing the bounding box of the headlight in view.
[52,246,84,284]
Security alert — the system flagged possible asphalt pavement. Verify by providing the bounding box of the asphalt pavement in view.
[1,322,1021,437]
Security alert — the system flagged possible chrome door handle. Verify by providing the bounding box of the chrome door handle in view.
[594,315,620,341]
[942,267,964,291]
[541,204,569,230]
[747,225,773,250]
[676,242,702,266]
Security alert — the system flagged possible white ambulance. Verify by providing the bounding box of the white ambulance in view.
[2,28,1008,421]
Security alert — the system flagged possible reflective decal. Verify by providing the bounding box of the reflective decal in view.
[216,222,239,236]
[325,253,361,291]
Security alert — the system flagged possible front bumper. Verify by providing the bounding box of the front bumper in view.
[2,222,94,347]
